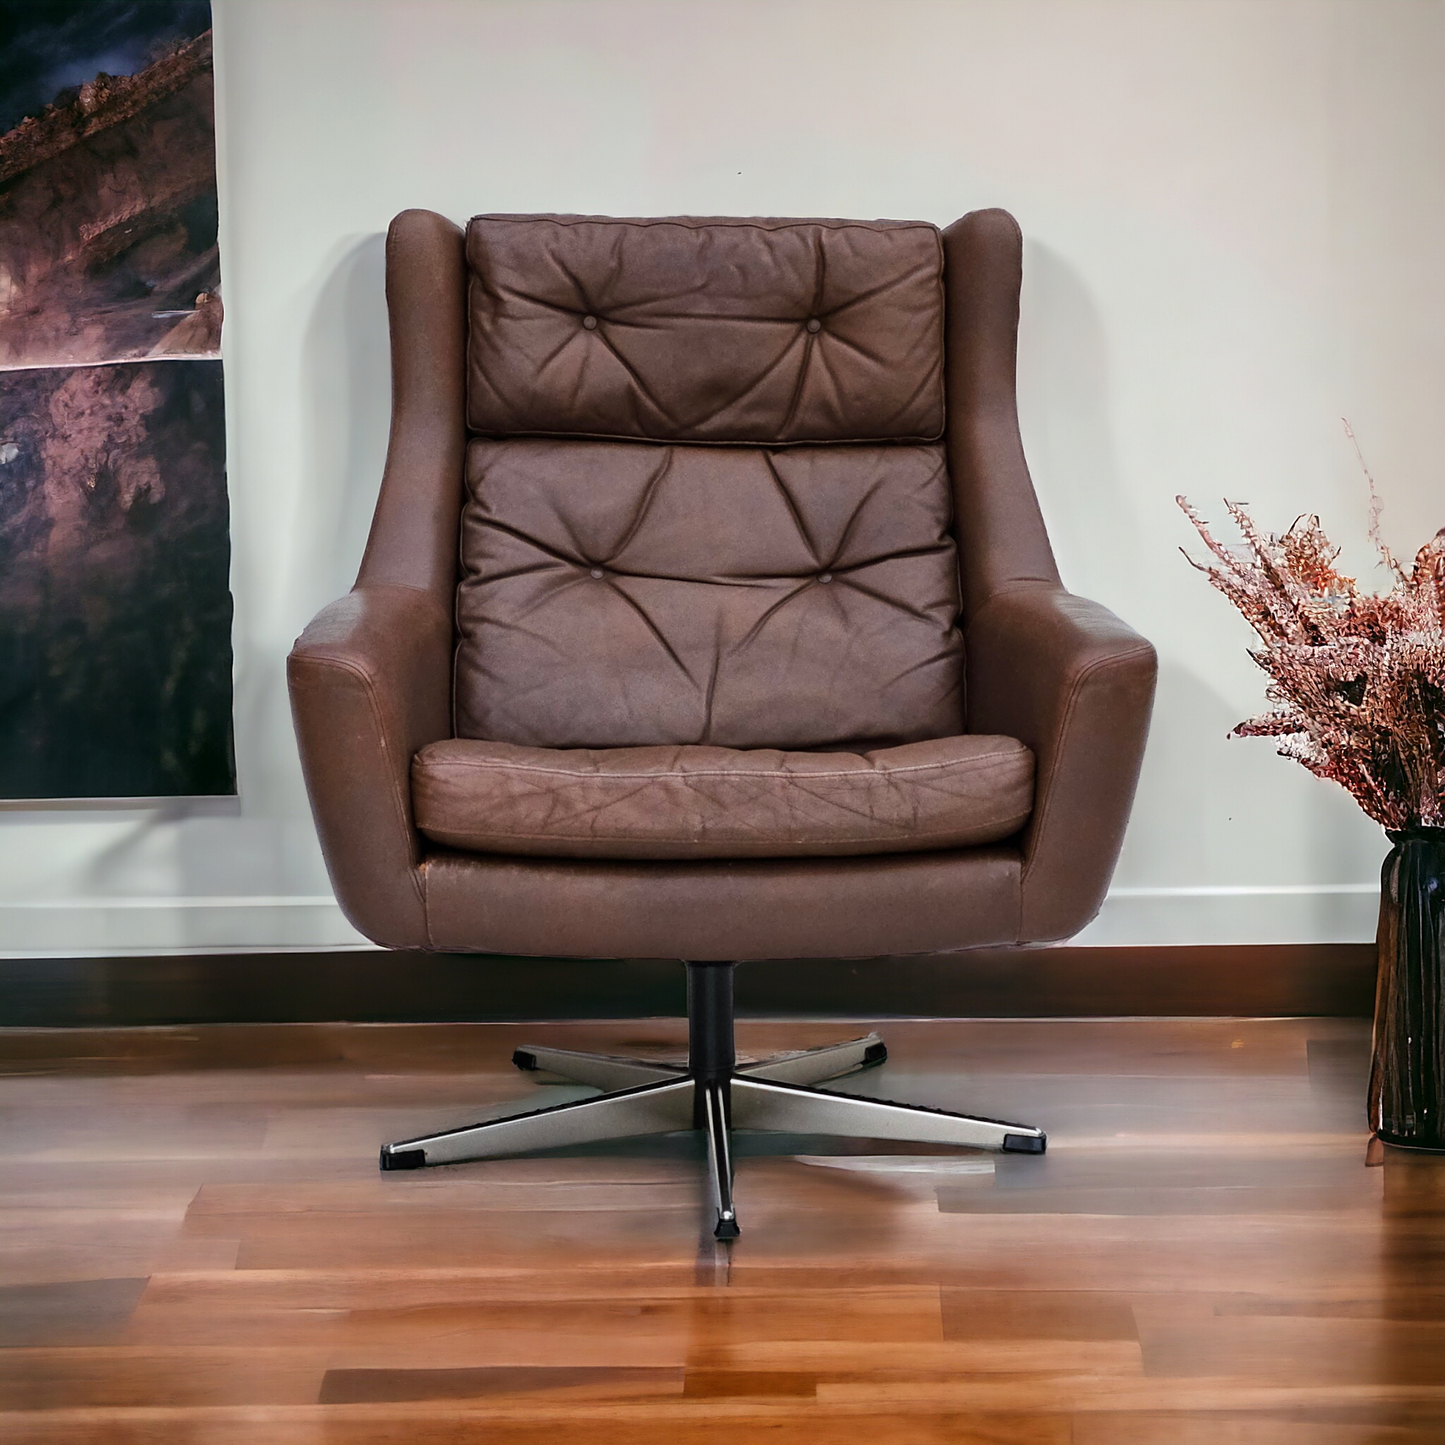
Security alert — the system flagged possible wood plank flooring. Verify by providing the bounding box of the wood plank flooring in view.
[2,1016,1442,1442]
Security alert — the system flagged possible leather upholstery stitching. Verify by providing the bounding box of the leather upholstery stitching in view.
[295,654,426,913]
[477,215,940,236]
[467,424,947,449]
[1019,642,1155,885]
[420,820,1032,847]
[423,750,1025,781]
[420,853,435,950]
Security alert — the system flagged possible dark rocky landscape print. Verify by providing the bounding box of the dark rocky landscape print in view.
[0,23,220,368]
[0,359,234,798]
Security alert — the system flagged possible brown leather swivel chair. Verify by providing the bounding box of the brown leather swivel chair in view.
[288,210,1156,1238]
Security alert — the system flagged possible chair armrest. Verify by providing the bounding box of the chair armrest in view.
[287,583,453,947]
[965,585,1157,942]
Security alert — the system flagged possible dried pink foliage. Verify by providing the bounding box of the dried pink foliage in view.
[1178,489,1445,829]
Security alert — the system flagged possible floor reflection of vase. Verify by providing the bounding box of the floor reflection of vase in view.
[1370,827,1445,1151]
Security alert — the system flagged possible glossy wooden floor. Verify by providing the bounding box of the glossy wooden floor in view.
[2,1015,1443,1443]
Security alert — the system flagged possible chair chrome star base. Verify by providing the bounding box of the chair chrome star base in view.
[379,961,1046,1239]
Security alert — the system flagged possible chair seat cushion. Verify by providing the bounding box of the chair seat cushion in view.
[412,735,1033,861]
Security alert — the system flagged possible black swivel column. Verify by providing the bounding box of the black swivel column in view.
[687,963,735,1098]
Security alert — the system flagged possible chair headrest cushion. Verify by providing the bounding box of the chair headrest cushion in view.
[465,214,945,445]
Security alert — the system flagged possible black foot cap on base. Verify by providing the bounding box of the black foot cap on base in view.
[713,1214,741,1240]
[511,1049,538,1071]
[861,1040,888,1068]
[1001,1132,1047,1154]
[380,1147,427,1171]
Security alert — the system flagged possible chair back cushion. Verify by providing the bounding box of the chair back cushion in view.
[457,213,961,752]
[455,437,963,750]
[466,215,945,445]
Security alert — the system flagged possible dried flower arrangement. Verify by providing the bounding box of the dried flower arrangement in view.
[1177,445,1445,831]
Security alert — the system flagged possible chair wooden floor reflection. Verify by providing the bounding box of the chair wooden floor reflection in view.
[2,1015,1443,1443]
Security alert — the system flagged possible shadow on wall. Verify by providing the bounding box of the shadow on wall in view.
[300,232,391,616]
[1017,238,1385,912]
[1017,238,1148,619]
[223,233,390,833]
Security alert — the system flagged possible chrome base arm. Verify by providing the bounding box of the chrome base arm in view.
[701,1079,738,1239]
[380,1032,1044,1238]
[729,1075,1044,1153]
[739,1032,887,1085]
[380,1076,694,1169]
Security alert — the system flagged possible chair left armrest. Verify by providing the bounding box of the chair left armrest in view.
[287,582,454,948]
[964,585,1157,942]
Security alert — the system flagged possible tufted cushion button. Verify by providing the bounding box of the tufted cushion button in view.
[589,567,604,579]
[805,317,822,334]
[818,572,832,584]
[582,314,599,330]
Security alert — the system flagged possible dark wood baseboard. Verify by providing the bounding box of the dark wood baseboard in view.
[0,943,1377,1028]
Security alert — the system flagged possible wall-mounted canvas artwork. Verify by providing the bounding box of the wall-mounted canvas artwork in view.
[0,0,233,799]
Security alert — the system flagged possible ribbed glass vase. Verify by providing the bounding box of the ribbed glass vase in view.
[1369,827,1445,1151]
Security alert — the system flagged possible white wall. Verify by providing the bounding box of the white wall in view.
[3,0,1442,957]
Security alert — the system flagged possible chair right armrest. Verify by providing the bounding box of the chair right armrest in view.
[287,583,453,948]
[965,585,1157,942]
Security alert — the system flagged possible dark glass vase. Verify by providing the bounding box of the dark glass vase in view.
[1369,826,1445,1151]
